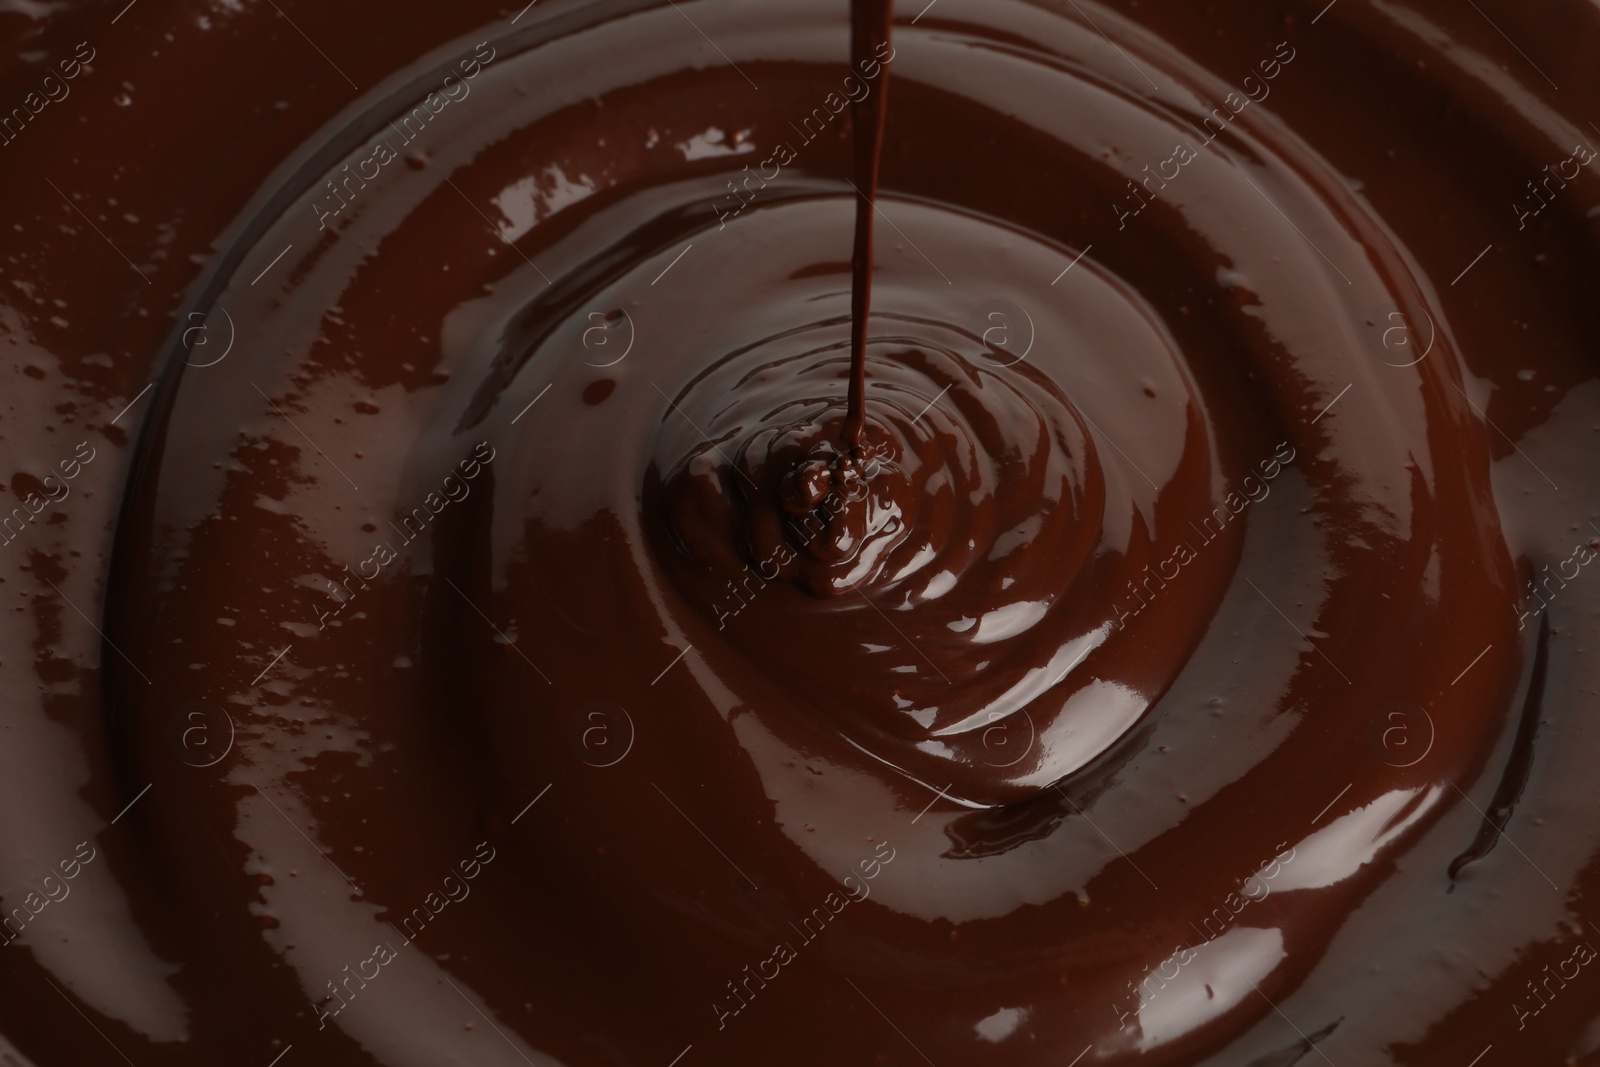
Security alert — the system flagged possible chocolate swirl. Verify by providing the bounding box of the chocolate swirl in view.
[0,0,1597,1065]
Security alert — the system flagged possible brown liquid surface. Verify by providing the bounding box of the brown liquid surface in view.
[0,1,1598,1065]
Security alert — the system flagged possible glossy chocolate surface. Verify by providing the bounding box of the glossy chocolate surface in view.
[0,1,1597,1064]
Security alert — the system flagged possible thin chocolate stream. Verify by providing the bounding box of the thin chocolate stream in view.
[843,0,894,453]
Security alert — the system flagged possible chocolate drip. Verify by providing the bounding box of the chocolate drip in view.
[1449,612,1552,883]
[843,0,894,453]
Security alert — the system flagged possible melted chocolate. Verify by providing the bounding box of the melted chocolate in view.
[0,1,1598,1065]
[844,0,892,452]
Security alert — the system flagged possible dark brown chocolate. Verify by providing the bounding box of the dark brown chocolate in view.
[0,0,1597,1065]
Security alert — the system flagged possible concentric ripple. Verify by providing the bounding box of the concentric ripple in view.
[89,0,1582,1064]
